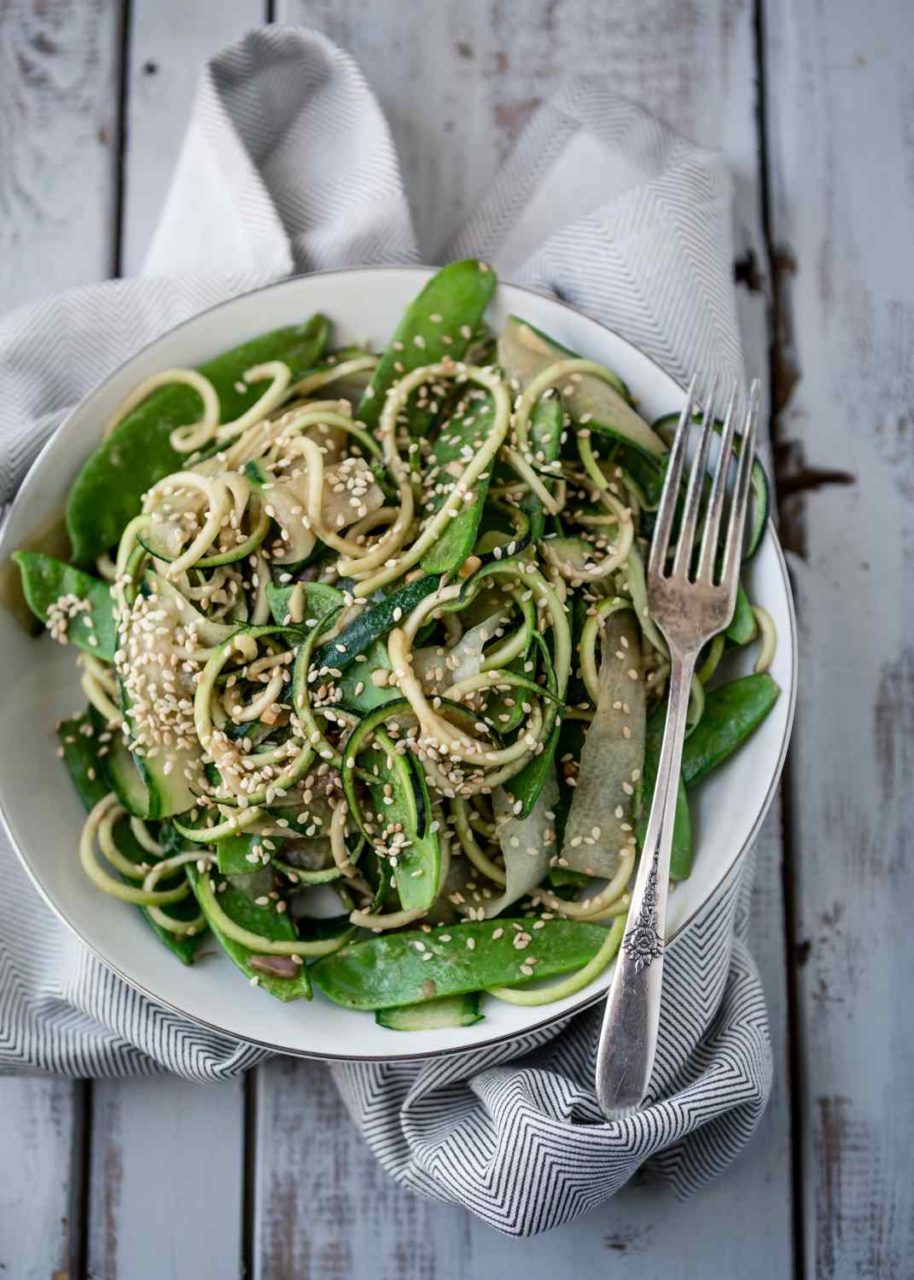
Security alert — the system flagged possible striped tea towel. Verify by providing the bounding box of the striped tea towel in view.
[0,26,772,1234]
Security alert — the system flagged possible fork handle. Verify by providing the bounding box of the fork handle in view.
[595,647,697,1118]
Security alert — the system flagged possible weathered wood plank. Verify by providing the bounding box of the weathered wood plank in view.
[121,0,264,274]
[0,1077,86,1280]
[761,1,914,1276]
[0,3,121,1274]
[258,2,792,1274]
[0,0,121,311]
[253,1058,468,1279]
[86,1075,245,1280]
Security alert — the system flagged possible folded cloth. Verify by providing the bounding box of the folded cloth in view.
[0,26,771,1232]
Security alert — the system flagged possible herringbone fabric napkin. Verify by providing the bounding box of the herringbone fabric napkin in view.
[0,26,771,1234]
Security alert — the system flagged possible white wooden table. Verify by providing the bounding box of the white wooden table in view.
[0,2,911,1276]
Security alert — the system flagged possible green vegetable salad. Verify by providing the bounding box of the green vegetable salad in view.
[14,262,779,1029]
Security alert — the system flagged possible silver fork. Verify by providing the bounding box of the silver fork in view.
[594,374,760,1119]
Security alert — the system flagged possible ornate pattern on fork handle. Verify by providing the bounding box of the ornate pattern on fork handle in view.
[622,848,664,972]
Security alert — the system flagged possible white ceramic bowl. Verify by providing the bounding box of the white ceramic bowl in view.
[0,268,796,1060]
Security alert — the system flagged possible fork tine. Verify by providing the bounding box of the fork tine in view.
[648,374,697,580]
[696,378,740,583]
[720,379,761,590]
[671,373,719,579]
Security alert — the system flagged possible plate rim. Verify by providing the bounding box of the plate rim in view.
[0,264,798,1062]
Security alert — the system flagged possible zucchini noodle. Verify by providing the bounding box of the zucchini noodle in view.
[194,870,345,956]
[348,361,511,595]
[752,605,777,673]
[535,851,636,919]
[79,652,123,725]
[143,851,206,936]
[289,354,379,398]
[452,797,507,886]
[103,369,219,441]
[80,795,192,906]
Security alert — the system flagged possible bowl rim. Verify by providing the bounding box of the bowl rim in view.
[0,264,798,1062]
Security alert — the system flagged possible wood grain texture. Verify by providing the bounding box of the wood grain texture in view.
[0,0,121,311]
[86,1076,245,1280]
[762,1,914,1276]
[0,1077,86,1280]
[121,0,265,275]
[255,3,793,1275]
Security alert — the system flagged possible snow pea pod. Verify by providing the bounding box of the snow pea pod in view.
[336,638,397,713]
[340,702,440,913]
[358,259,496,436]
[311,918,608,1010]
[185,863,313,1002]
[214,829,342,884]
[638,671,780,878]
[15,552,115,659]
[57,711,110,809]
[421,395,496,574]
[66,316,330,564]
[681,673,780,786]
[216,834,271,876]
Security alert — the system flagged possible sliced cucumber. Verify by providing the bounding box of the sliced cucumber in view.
[103,734,152,818]
[247,457,384,568]
[376,993,483,1030]
[540,534,599,574]
[138,750,197,820]
[138,511,268,569]
[498,316,665,458]
[311,575,438,674]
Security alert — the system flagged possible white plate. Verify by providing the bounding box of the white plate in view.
[0,268,796,1060]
